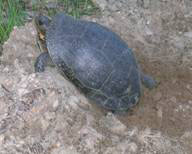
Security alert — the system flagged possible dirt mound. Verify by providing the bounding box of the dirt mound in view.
[0,0,192,153]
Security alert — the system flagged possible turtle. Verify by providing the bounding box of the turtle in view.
[34,12,157,112]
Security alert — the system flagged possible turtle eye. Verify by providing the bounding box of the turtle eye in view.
[37,16,50,30]
[38,20,44,26]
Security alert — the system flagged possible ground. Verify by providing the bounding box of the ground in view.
[0,0,192,153]
[90,0,192,139]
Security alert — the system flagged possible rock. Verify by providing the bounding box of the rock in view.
[78,126,103,153]
[92,0,108,10]
[45,2,57,9]
[105,141,138,154]
[184,31,192,38]
[188,100,192,105]
[52,99,59,110]
[44,111,56,121]
[157,106,163,120]
[137,0,144,7]
[0,135,4,145]
[170,96,177,104]
[136,128,184,154]
[51,146,78,154]
[180,131,192,153]
[100,113,127,135]
[40,117,50,131]
[186,84,191,90]
[137,0,151,9]
[26,11,38,21]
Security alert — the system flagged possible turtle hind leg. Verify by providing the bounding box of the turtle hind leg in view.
[140,72,157,89]
[34,52,51,72]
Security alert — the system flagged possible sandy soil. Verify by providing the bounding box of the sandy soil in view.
[0,0,192,153]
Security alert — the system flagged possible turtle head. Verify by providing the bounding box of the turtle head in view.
[34,15,51,34]
[34,15,51,53]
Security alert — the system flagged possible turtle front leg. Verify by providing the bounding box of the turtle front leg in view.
[140,72,157,89]
[35,52,51,72]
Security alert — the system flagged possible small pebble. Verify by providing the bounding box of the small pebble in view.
[157,106,163,119]
[186,84,191,90]
[153,92,162,101]
[40,118,50,131]
[100,113,127,134]
[184,31,192,38]
[188,100,192,105]
[52,99,59,109]
[127,142,138,153]
[170,97,177,104]
[44,112,55,121]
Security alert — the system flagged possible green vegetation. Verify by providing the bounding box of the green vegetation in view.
[0,0,26,44]
[60,0,99,18]
[0,0,98,44]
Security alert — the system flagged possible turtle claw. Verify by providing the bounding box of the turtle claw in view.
[34,52,50,72]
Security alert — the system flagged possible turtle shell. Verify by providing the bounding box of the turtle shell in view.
[46,13,142,112]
